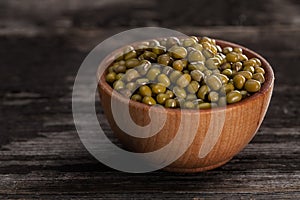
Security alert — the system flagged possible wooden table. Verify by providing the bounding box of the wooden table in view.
[0,0,299,199]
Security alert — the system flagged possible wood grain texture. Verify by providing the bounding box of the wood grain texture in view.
[0,27,299,199]
[0,0,299,198]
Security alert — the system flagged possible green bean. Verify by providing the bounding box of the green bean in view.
[205,58,218,70]
[142,96,156,105]
[186,93,197,101]
[156,93,169,104]
[188,50,205,62]
[173,86,187,99]
[197,85,210,100]
[187,81,200,94]
[190,70,204,82]
[232,62,243,71]
[152,45,166,55]
[106,72,116,83]
[146,68,161,81]
[135,78,149,86]
[244,79,261,93]
[169,70,182,83]
[233,74,246,90]
[125,58,140,68]
[226,90,242,104]
[157,54,171,66]
[183,101,195,109]
[243,66,255,74]
[197,102,211,109]
[252,73,265,83]
[126,82,137,91]
[113,80,125,90]
[255,67,265,74]
[124,50,137,60]
[139,85,152,97]
[151,84,166,94]
[125,69,140,82]
[238,71,252,80]
[208,91,219,102]
[157,74,171,87]
[131,94,142,102]
[176,74,191,88]
[222,47,233,54]
[165,99,177,108]
[226,52,239,63]
[169,46,187,59]
[165,90,175,99]
[172,60,184,71]
[206,75,222,91]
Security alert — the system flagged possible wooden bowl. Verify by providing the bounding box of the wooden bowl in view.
[97,39,274,173]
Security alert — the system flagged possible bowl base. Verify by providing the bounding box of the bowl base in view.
[163,158,232,173]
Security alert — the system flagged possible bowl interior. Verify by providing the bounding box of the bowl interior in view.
[98,38,274,114]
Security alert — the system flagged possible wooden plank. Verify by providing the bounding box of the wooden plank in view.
[0,100,299,197]
[0,24,299,198]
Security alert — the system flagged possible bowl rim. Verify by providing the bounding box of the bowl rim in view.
[98,38,274,114]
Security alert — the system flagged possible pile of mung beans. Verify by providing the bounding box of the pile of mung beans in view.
[105,36,265,109]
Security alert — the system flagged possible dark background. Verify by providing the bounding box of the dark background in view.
[0,0,299,199]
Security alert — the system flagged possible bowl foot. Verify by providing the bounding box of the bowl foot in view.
[163,158,232,173]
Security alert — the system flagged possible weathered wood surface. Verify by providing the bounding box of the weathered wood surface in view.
[0,0,299,199]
